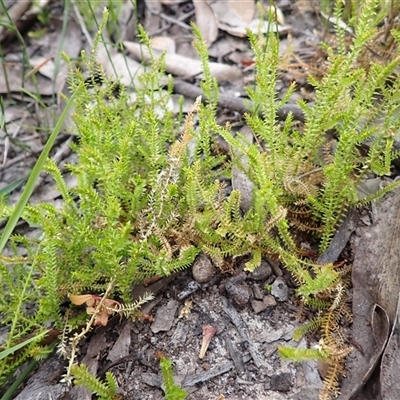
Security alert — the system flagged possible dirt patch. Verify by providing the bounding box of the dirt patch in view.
[16,265,324,400]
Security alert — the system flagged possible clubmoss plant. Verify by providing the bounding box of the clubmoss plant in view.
[1,2,400,399]
[159,355,188,400]
[70,364,119,400]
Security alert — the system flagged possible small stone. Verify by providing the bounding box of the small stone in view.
[251,295,277,313]
[252,283,264,300]
[264,294,277,307]
[248,261,273,281]
[270,372,292,392]
[271,277,288,302]
[192,254,216,283]
[251,300,266,314]
[225,280,251,307]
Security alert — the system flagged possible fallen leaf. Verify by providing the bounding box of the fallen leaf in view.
[144,0,162,35]
[68,294,96,306]
[193,0,219,46]
[151,36,176,53]
[210,0,255,37]
[159,0,186,3]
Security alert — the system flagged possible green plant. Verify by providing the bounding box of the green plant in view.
[70,364,118,400]
[1,2,400,399]
[159,355,188,400]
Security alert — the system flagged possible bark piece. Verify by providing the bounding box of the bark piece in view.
[14,356,66,400]
[222,298,266,368]
[107,320,132,362]
[151,299,179,333]
[317,208,359,265]
[338,188,400,399]
[173,80,305,122]
[182,354,252,387]
[68,331,108,400]
[223,334,245,375]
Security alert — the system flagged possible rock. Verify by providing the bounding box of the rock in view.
[248,261,273,281]
[264,294,277,307]
[251,299,266,313]
[252,283,264,300]
[192,253,216,283]
[225,280,251,307]
[151,299,179,333]
[251,295,277,313]
[271,277,288,302]
[297,338,323,388]
[270,372,292,392]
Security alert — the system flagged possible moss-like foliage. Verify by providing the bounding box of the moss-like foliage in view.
[71,364,118,400]
[159,356,188,400]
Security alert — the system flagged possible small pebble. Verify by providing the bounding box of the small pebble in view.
[225,280,251,307]
[192,254,216,283]
[271,277,288,302]
[252,283,264,300]
[251,300,266,314]
[251,295,277,313]
[248,261,273,281]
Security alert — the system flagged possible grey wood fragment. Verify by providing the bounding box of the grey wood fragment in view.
[182,354,252,387]
[14,356,67,400]
[141,372,163,387]
[317,208,358,265]
[221,298,266,368]
[131,273,178,301]
[173,80,305,122]
[107,320,132,362]
[151,299,179,333]
[177,280,201,301]
[68,331,108,400]
[170,321,189,348]
[223,334,245,375]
